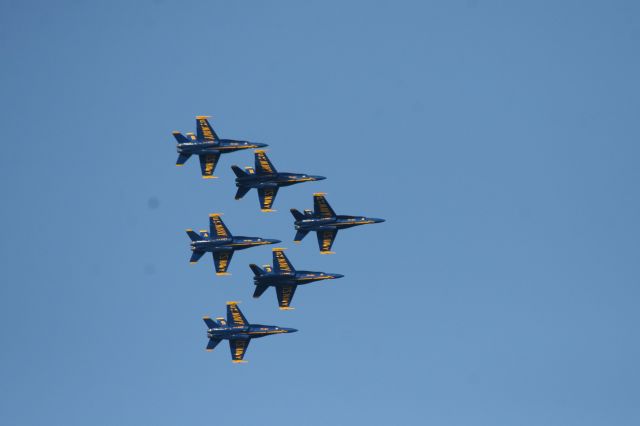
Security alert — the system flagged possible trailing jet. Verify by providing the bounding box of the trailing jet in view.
[203,302,297,363]
[250,248,344,310]
[172,116,267,179]
[290,193,385,254]
[231,150,325,212]
[187,213,280,276]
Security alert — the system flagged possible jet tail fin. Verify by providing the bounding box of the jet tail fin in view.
[249,264,265,276]
[290,208,305,221]
[231,165,248,178]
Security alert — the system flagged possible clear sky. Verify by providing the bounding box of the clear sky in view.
[1,1,639,425]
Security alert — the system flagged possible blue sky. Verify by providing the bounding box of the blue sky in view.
[1,1,639,425]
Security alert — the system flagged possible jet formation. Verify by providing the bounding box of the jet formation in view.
[172,116,385,362]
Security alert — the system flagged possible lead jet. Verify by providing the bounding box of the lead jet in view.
[290,193,385,254]
[250,248,344,310]
[203,302,297,363]
[231,150,325,212]
[187,213,280,276]
[172,116,267,179]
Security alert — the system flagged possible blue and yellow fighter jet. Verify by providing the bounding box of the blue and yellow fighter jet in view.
[231,150,326,212]
[187,214,280,275]
[203,302,297,363]
[172,116,267,179]
[290,193,385,254]
[250,248,344,310]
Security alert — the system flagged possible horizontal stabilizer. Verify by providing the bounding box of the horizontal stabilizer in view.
[294,229,309,242]
[172,131,189,143]
[176,153,191,166]
[235,186,251,200]
[190,250,205,264]
[206,338,222,351]
[186,229,201,241]
[253,284,269,299]
[203,317,219,329]
[249,264,265,276]
[290,208,305,221]
[231,165,248,178]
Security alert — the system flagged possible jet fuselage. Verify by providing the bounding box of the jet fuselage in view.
[178,140,267,155]
[294,215,385,232]
[207,324,297,340]
[235,172,325,189]
[191,236,281,253]
[254,270,344,286]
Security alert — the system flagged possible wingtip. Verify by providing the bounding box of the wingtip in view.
[320,251,336,255]
[261,209,277,213]
[216,272,231,276]
[202,175,219,179]
[226,301,241,305]
[232,360,248,364]
[209,213,223,217]
[313,192,327,196]
[195,115,212,119]
[272,247,287,251]
[279,307,295,311]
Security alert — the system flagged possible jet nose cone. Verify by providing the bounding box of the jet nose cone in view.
[312,175,327,181]
[372,218,385,223]
[331,274,345,279]
[267,239,282,244]
[255,142,269,148]
[285,328,298,333]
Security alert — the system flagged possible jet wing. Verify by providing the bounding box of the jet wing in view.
[199,153,220,179]
[317,228,338,254]
[276,285,297,310]
[272,249,295,273]
[212,250,234,275]
[209,214,232,239]
[313,193,336,218]
[258,186,278,211]
[227,303,248,327]
[254,150,277,174]
[229,338,250,363]
[196,116,219,142]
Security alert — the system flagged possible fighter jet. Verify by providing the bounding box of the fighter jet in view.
[231,150,326,212]
[250,248,344,310]
[290,193,385,254]
[172,116,267,179]
[203,302,297,363]
[187,213,280,276]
